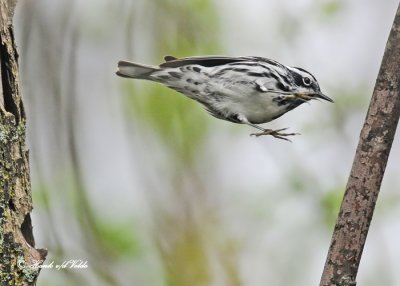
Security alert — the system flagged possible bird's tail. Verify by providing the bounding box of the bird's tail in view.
[116,61,159,79]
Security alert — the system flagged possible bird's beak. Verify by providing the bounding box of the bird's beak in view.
[316,92,334,103]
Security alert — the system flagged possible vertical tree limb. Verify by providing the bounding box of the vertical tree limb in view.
[1,0,47,285]
[319,3,400,286]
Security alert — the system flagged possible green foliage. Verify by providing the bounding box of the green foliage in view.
[96,221,142,259]
[321,1,344,16]
[329,85,370,131]
[154,0,220,55]
[161,226,211,286]
[122,82,210,162]
[121,0,222,163]
[320,187,345,228]
[32,183,51,209]
[288,173,308,193]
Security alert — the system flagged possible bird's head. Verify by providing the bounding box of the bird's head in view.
[288,67,333,102]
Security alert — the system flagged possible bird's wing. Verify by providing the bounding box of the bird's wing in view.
[160,55,250,68]
[160,55,286,71]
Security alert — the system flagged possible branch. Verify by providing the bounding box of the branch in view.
[1,0,47,285]
[319,3,400,286]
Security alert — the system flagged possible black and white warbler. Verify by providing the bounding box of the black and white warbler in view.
[116,55,333,141]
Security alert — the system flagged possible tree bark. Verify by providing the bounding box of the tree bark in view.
[1,0,47,285]
[319,3,400,286]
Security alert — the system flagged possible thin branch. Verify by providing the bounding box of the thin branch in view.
[319,3,400,286]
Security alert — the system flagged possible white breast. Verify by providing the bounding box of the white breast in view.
[215,91,287,124]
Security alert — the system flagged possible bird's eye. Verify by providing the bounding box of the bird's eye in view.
[302,77,312,86]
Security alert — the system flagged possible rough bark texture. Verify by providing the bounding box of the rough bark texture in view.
[319,4,400,286]
[1,0,47,285]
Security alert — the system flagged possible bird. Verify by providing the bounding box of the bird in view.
[116,55,333,141]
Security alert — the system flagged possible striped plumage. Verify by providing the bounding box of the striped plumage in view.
[116,55,333,140]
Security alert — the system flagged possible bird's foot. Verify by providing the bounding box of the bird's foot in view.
[250,128,300,142]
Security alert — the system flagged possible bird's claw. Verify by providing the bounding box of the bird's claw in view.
[250,128,300,142]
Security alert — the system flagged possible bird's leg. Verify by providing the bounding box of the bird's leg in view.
[250,127,299,141]
[237,115,299,141]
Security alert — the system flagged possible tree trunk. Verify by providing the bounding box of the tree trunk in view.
[0,0,47,285]
[319,3,400,286]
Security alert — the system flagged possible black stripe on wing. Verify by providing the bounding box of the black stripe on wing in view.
[160,56,249,68]
[159,55,287,71]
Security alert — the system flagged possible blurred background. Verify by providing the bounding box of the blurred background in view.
[13,0,400,285]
